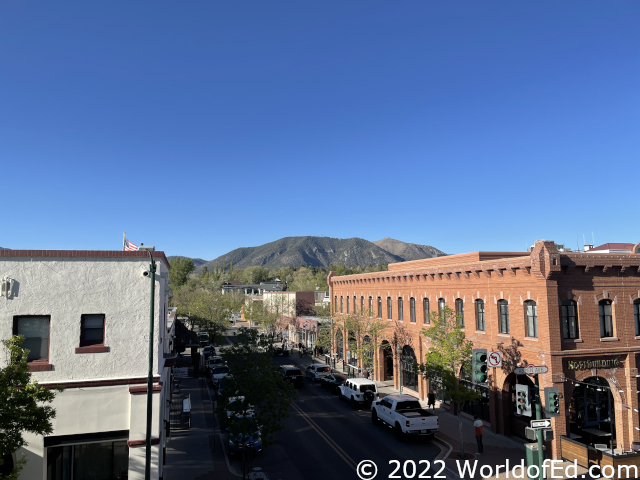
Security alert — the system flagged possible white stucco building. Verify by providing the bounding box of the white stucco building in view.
[0,250,175,480]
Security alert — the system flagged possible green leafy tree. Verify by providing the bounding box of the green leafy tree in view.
[0,336,60,479]
[217,328,294,479]
[191,289,244,345]
[415,306,478,456]
[169,257,195,288]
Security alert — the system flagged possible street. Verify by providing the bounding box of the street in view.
[218,324,442,480]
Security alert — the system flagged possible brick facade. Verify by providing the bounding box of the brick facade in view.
[328,240,640,460]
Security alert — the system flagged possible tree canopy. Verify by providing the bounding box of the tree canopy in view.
[168,257,196,287]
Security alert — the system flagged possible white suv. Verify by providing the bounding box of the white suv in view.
[339,378,379,408]
[305,364,332,382]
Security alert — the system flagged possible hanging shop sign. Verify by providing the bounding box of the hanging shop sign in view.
[567,357,620,370]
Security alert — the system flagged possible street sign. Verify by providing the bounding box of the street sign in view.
[514,365,548,376]
[530,419,552,429]
[173,367,188,378]
[488,351,502,368]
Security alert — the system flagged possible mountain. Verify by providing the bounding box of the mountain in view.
[167,256,208,267]
[373,238,445,262]
[191,236,445,271]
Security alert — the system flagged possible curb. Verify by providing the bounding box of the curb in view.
[433,436,461,480]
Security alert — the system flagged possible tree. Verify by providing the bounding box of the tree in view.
[217,328,294,479]
[0,336,60,479]
[415,306,478,457]
[191,289,244,345]
[169,257,195,288]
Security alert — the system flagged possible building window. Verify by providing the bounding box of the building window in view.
[14,316,50,362]
[334,296,337,313]
[423,298,430,324]
[387,297,392,320]
[80,314,105,347]
[498,300,510,334]
[377,297,382,318]
[398,297,404,321]
[369,296,373,316]
[47,440,129,480]
[410,298,416,323]
[599,300,613,338]
[635,299,640,337]
[561,300,579,339]
[353,296,357,315]
[455,298,464,326]
[340,296,343,313]
[524,301,538,338]
[438,298,445,318]
[361,296,365,314]
[475,300,485,331]
[346,296,350,314]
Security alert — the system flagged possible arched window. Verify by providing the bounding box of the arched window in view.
[423,298,430,324]
[401,346,418,391]
[599,300,613,338]
[475,299,485,331]
[387,297,393,320]
[334,295,337,312]
[524,300,538,338]
[346,296,350,314]
[340,296,343,313]
[635,299,640,337]
[353,296,357,314]
[377,297,382,318]
[455,298,464,326]
[369,296,373,316]
[410,298,416,323]
[438,298,445,318]
[361,296,365,314]
[498,300,509,334]
[398,297,404,321]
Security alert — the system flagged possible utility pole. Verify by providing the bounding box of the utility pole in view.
[144,249,157,480]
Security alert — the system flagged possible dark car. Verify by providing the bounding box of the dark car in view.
[279,365,304,388]
[203,346,216,357]
[320,373,347,393]
[273,346,290,357]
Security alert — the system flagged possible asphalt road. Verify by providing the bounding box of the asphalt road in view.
[219,336,442,480]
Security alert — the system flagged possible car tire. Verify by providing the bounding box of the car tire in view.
[372,410,380,426]
[395,423,405,442]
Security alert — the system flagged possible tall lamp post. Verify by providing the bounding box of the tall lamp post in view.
[142,247,157,480]
[396,344,403,395]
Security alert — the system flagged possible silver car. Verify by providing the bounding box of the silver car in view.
[305,364,331,382]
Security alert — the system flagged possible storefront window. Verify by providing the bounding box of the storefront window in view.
[47,441,128,480]
[401,346,418,391]
[568,377,616,448]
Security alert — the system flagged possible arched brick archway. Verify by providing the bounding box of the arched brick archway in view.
[378,340,393,382]
[500,372,535,439]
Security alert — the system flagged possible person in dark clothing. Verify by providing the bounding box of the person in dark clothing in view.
[428,391,436,409]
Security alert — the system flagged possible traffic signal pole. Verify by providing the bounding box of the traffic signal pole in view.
[534,374,544,480]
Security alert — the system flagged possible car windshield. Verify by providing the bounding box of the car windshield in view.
[213,367,229,374]
[360,384,376,393]
[209,358,223,364]
[334,376,346,383]
[396,401,422,410]
[316,367,330,372]
[286,370,302,376]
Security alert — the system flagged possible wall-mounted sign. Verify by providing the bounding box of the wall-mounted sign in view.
[173,367,188,377]
[567,358,620,370]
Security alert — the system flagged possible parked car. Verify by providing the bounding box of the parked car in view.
[207,356,225,373]
[279,365,304,388]
[211,365,230,388]
[319,373,347,393]
[371,394,439,441]
[338,378,379,408]
[226,425,263,455]
[304,364,331,382]
[198,332,209,347]
[203,346,216,357]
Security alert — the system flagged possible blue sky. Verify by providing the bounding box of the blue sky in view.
[2,2,638,259]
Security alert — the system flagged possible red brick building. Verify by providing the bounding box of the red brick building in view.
[328,240,640,461]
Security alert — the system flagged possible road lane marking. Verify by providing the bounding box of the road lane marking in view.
[291,401,358,471]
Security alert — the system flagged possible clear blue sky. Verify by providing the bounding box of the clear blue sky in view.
[2,2,638,259]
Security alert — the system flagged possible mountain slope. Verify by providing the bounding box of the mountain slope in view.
[194,236,445,271]
[167,256,208,267]
[373,238,445,261]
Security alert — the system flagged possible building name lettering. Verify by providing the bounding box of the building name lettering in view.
[567,358,620,370]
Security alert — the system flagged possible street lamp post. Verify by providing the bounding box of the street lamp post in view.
[143,249,157,480]
[396,344,403,395]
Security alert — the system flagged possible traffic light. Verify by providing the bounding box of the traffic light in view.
[515,384,532,417]
[472,349,488,384]
[545,386,560,417]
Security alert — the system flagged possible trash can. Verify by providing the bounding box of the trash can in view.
[525,443,546,479]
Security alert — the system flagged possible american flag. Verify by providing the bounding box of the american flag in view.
[124,238,138,251]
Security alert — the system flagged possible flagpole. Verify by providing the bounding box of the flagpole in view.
[123,232,126,251]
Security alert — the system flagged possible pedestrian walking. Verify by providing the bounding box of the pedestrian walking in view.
[474,416,484,455]
[428,391,436,410]
[362,368,370,379]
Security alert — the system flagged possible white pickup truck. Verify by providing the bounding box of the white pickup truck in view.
[371,394,439,441]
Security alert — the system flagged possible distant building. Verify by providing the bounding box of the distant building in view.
[0,249,174,480]
[221,281,284,298]
[584,242,640,254]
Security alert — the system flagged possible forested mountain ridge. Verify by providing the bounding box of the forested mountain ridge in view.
[178,236,445,272]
